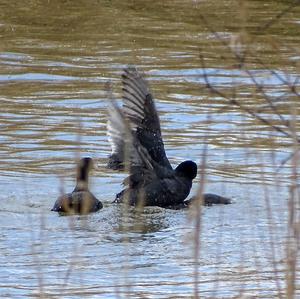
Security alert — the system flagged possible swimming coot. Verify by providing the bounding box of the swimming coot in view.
[51,157,103,215]
[107,67,197,207]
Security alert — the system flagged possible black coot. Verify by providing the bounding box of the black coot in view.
[107,67,197,207]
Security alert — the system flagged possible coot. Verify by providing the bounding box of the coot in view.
[107,67,197,207]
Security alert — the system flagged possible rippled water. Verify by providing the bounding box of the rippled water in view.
[1,0,300,298]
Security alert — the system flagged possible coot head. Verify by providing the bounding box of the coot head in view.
[175,160,197,180]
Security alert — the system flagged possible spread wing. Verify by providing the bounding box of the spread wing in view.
[107,67,172,170]
[107,101,154,169]
[107,102,173,187]
[122,67,172,169]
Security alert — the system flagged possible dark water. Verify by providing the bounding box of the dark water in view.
[1,0,299,298]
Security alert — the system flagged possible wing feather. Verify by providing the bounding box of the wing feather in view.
[121,67,172,169]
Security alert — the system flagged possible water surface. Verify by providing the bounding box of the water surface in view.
[0,0,300,298]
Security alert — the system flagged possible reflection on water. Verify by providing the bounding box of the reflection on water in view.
[0,0,299,297]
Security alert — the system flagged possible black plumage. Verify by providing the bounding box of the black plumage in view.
[107,67,197,207]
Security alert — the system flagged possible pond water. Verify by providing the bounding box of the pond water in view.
[0,0,300,298]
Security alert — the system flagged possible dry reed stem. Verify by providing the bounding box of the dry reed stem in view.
[197,3,300,296]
